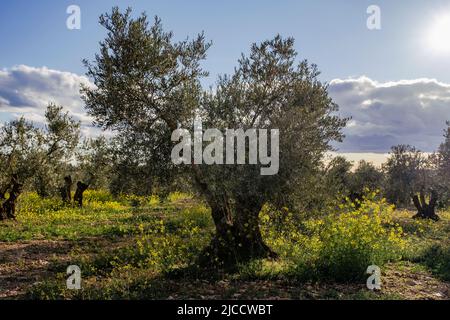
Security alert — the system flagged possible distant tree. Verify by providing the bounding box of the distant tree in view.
[60,175,73,204]
[77,136,113,190]
[433,122,450,207]
[322,159,384,207]
[383,145,427,207]
[0,118,43,192]
[351,160,384,194]
[0,104,80,199]
[324,156,353,199]
[74,181,89,207]
[411,189,439,221]
[107,129,176,197]
[82,8,347,264]
[33,104,80,197]
[439,121,450,163]
[383,144,440,219]
[0,174,22,221]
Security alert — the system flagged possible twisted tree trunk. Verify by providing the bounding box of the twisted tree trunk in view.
[191,166,276,267]
[199,198,276,267]
[60,175,73,204]
[0,175,23,221]
[412,190,439,221]
[74,181,89,208]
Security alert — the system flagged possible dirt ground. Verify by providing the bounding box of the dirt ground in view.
[1,240,449,300]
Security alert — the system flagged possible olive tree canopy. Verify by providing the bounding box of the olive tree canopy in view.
[82,7,347,265]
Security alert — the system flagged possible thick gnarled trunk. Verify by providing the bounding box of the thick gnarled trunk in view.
[412,190,439,221]
[200,200,276,267]
[191,168,276,267]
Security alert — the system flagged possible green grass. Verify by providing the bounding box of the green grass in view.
[0,191,202,242]
[393,210,450,281]
[0,191,449,300]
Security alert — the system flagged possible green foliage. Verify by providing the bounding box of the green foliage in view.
[323,156,353,199]
[81,7,348,261]
[313,158,384,214]
[311,195,405,281]
[76,136,113,189]
[25,195,213,299]
[383,145,428,207]
[434,122,450,207]
[0,104,80,197]
[0,191,132,241]
[132,218,210,272]
[416,243,450,281]
[351,160,384,194]
[262,193,406,282]
[3,190,446,299]
[2,5,450,300]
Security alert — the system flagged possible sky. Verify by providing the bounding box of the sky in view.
[1,0,450,165]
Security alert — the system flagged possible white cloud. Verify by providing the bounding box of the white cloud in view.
[1,66,449,154]
[0,65,97,134]
[329,76,450,152]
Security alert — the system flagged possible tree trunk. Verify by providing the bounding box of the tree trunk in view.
[199,200,277,267]
[74,181,89,208]
[190,166,275,267]
[60,176,73,204]
[0,175,23,221]
[412,190,439,221]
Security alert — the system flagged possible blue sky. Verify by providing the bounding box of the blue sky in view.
[1,0,450,161]
[1,0,450,83]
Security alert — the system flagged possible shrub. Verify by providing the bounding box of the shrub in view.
[115,205,211,273]
[262,193,406,282]
[416,243,450,281]
[83,190,115,203]
[16,192,65,215]
[311,194,406,281]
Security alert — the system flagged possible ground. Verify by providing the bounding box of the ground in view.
[0,191,449,300]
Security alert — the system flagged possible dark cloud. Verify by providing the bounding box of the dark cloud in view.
[330,77,450,152]
[1,67,449,151]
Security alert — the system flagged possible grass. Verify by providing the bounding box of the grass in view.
[0,191,449,300]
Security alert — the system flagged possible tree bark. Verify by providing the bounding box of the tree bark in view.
[0,175,23,221]
[60,176,73,204]
[411,190,439,221]
[74,181,89,208]
[199,199,277,267]
[190,166,276,267]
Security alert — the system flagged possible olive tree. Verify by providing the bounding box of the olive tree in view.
[383,145,426,207]
[0,104,80,199]
[438,123,450,194]
[76,136,113,190]
[351,160,384,194]
[431,122,450,208]
[34,104,80,197]
[82,7,346,264]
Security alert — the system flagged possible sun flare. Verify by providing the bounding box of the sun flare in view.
[427,14,450,54]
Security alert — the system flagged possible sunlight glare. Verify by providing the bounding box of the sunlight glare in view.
[427,14,450,54]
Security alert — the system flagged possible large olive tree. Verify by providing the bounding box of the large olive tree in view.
[82,7,346,264]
